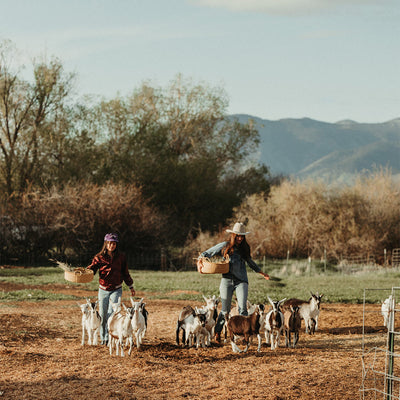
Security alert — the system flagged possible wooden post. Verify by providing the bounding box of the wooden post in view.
[161,248,167,271]
[384,249,387,267]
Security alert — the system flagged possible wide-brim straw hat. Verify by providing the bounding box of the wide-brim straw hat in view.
[226,222,250,235]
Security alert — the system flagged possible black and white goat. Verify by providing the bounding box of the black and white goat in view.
[176,305,207,348]
[107,302,135,356]
[283,305,301,348]
[283,291,323,334]
[79,298,102,346]
[226,304,265,353]
[262,297,286,350]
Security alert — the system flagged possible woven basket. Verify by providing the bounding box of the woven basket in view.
[200,255,230,274]
[64,268,94,283]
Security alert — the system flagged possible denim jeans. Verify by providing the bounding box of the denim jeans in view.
[214,277,249,334]
[98,287,122,343]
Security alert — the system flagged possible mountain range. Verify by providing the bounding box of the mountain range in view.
[234,115,400,183]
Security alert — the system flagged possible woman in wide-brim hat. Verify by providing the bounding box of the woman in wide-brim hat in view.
[87,233,136,345]
[197,222,269,342]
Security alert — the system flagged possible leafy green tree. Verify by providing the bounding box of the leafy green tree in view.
[92,76,271,243]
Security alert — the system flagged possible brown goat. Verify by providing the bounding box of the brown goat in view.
[284,305,301,348]
[226,304,265,353]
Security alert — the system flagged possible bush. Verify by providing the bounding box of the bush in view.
[195,170,400,263]
[0,183,165,261]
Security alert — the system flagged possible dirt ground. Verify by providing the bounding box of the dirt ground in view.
[0,281,389,400]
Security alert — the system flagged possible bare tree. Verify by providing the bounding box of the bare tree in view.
[0,40,74,197]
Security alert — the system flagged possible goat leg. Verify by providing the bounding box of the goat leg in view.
[257,334,262,352]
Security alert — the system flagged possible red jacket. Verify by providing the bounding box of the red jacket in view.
[87,252,134,291]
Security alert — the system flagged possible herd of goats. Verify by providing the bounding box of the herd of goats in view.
[79,292,330,356]
[79,291,395,356]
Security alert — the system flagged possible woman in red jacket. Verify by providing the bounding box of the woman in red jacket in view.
[87,233,135,345]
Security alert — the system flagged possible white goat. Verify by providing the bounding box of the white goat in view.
[176,306,207,348]
[197,295,219,346]
[129,297,148,349]
[107,302,135,357]
[79,298,102,346]
[226,304,265,353]
[283,292,323,334]
[382,295,395,329]
[262,297,286,350]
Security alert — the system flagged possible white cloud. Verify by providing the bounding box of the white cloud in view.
[191,0,383,15]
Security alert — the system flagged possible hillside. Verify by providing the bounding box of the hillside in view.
[234,115,400,182]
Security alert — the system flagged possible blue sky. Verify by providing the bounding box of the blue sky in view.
[1,0,399,123]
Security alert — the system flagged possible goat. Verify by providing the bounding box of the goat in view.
[284,305,301,348]
[197,295,220,346]
[230,300,257,317]
[107,302,135,356]
[226,304,265,353]
[262,297,286,350]
[79,298,102,346]
[129,297,148,349]
[283,291,323,334]
[382,295,395,329]
[176,306,207,348]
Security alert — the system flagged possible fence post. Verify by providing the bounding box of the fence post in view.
[386,294,395,400]
[384,249,387,267]
[161,248,167,271]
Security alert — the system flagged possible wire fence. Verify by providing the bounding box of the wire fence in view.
[361,287,400,399]
[393,249,400,267]
[1,248,399,274]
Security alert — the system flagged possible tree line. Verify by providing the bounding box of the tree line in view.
[0,40,270,262]
[1,40,399,266]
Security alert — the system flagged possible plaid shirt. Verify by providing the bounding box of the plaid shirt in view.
[87,252,134,291]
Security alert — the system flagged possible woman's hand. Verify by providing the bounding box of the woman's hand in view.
[197,258,204,274]
[130,287,136,297]
[260,271,270,280]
